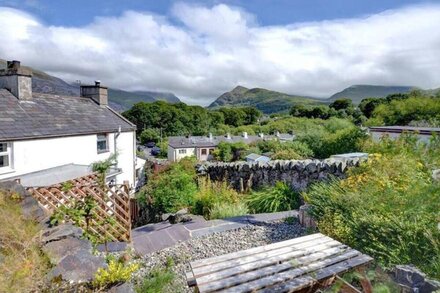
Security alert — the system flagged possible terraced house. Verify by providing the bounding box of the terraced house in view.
[0,60,144,189]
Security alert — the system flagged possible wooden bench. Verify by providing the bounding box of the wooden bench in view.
[186,233,373,292]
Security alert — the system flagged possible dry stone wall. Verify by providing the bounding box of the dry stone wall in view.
[197,158,363,191]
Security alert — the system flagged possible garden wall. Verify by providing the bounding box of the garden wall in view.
[197,158,362,191]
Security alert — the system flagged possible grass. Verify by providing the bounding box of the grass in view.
[136,257,178,293]
[209,202,249,220]
[0,190,50,292]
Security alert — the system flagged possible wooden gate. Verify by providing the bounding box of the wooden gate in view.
[28,173,132,242]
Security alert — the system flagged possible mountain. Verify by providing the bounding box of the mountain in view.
[0,59,180,111]
[328,85,413,104]
[208,86,322,114]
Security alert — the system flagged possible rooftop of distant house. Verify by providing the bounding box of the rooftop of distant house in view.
[368,126,440,135]
[0,60,135,141]
[168,132,295,148]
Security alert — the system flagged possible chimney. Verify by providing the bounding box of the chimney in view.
[226,133,231,140]
[275,131,280,137]
[0,60,32,100]
[242,132,248,139]
[258,133,264,138]
[208,133,213,140]
[80,80,108,107]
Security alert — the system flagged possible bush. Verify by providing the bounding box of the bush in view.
[247,182,301,213]
[93,258,139,289]
[209,202,249,220]
[192,178,242,219]
[305,137,440,278]
[143,157,197,214]
[0,190,49,292]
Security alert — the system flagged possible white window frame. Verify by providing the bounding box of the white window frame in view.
[97,134,109,154]
[178,149,187,154]
[0,142,13,173]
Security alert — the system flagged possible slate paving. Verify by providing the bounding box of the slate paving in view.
[132,210,298,256]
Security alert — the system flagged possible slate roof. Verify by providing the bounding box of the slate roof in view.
[168,133,295,149]
[369,126,440,135]
[0,89,135,141]
[245,153,271,163]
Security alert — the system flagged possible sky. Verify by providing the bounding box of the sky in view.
[0,0,439,105]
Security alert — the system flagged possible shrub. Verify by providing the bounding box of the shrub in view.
[209,202,249,220]
[93,259,139,289]
[192,178,242,219]
[0,190,49,292]
[144,157,197,213]
[305,137,440,278]
[247,182,301,213]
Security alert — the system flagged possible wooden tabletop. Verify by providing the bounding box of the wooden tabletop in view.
[187,233,373,293]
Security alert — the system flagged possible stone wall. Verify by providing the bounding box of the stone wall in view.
[197,158,363,192]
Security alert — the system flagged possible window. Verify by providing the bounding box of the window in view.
[178,149,187,154]
[0,143,11,170]
[97,134,109,153]
[201,149,207,155]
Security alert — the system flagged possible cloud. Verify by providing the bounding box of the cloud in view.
[0,3,439,105]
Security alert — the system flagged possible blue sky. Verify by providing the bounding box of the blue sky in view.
[7,0,436,26]
[0,0,439,104]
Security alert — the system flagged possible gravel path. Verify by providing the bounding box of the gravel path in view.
[132,221,305,292]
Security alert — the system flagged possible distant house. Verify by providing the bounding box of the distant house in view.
[245,153,271,163]
[368,126,440,143]
[167,132,294,162]
[0,60,144,189]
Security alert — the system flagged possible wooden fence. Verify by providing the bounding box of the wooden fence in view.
[28,173,132,242]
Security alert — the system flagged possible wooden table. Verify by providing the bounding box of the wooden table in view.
[186,233,373,292]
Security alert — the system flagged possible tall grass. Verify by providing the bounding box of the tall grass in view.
[305,136,440,278]
[247,181,301,213]
[0,190,49,292]
[192,178,244,219]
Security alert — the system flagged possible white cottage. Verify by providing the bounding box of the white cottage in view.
[0,60,142,189]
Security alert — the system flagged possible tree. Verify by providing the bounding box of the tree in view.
[139,128,160,144]
[329,98,353,110]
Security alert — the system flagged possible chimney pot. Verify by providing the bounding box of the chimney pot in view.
[80,80,108,107]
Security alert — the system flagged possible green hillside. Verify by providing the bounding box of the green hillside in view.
[208,86,322,114]
[328,85,413,104]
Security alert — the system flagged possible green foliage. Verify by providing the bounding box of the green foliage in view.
[247,182,301,213]
[209,202,249,220]
[139,128,160,144]
[362,91,440,126]
[91,153,118,186]
[50,195,117,247]
[212,141,249,162]
[142,157,197,214]
[257,140,314,160]
[193,178,242,219]
[93,258,139,289]
[329,98,353,110]
[0,191,50,293]
[136,260,176,293]
[305,136,440,278]
[122,101,262,138]
[297,125,366,159]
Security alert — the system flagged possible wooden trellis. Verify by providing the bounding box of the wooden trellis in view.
[28,174,132,242]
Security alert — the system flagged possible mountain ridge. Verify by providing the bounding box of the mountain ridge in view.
[0,59,181,112]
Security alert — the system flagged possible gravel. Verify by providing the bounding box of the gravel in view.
[132,221,305,292]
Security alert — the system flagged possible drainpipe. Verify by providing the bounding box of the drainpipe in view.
[114,126,121,183]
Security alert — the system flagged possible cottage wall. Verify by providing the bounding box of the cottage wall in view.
[197,158,362,191]
[0,131,136,187]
